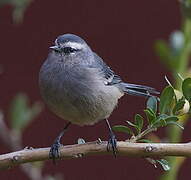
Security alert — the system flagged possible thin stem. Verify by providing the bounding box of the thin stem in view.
[130,126,157,143]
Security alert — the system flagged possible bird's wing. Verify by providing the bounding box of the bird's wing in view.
[92,53,122,85]
[90,53,159,97]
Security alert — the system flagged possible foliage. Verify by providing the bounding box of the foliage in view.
[10,93,43,133]
[113,78,191,171]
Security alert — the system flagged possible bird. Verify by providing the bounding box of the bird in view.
[39,33,159,161]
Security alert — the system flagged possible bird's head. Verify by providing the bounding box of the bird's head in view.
[50,34,91,58]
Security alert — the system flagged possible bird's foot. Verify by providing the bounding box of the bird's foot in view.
[49,122,71,164]
[49,139,63,164]
[107,131,117,157]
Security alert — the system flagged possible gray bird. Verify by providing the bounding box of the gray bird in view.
[39,34,158,161]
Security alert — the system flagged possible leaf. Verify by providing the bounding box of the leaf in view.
[152,115,167,128]
[10,93,43,132]
[166,121,184,130]
[156,159,170,171]
[147,96,158,113]
[112,125,133,135]
[182,78,191,102]
[173,97,186,115]
[126,120,140,134]
[126,120,137,128]
[164,116,182,129]
[164,116,179,123]
[144,108,156,125]
[78,138,86,144]
[152,115,183,129]
[134,114,144,134]
[159,86,175,114]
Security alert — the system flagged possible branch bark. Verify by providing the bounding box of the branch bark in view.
[1,141,191,170]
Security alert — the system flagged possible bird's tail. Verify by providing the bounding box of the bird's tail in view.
[120,82,159,97]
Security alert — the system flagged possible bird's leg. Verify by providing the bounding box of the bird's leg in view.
[105,119,117,157]
[49,122,71,163]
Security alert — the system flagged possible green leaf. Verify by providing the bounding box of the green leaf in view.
[182,78,191,102]
[159,86,175,114]
[164,116,183,129]
[112,125,133,135]
[144,108,156,125]
[166,121,184,130]
[165,116,179,122]
[126,120,137,128]
[173,97,186,115]
[156,159,170,171]
[152,115,182,129]
[152,115,167,128]
[10,93,43,132]
[152,114,169,128]
[147,96,158,113]
[134,114,144,134]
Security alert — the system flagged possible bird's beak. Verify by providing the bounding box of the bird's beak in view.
[49,46,60,51]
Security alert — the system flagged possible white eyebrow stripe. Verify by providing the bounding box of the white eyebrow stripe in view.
[55,38,58,46]
[64,42,84,49]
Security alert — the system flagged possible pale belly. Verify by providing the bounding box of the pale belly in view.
[41,81,123,126]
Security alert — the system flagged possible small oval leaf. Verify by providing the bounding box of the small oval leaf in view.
[144,109,156,125]
[126,120,137,128]
[172,97,186,115]
[165,116,179,122]
[112,125,133,135]
[147,96,158,113]
[134,114,144,134]
[159,86,175,114]
[166,121,184,130]
[182,78,191,102]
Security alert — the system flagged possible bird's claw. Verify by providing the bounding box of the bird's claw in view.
[107,132,117,157]
[49,141,62,164]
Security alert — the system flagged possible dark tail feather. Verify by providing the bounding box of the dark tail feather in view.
[121,82,160,97]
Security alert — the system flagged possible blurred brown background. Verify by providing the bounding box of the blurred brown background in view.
[0,0,190,179]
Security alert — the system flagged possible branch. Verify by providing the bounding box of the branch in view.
[1,141,191,170]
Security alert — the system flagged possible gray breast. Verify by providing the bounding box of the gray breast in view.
[39,59,123,126]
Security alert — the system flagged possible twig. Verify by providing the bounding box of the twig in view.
[1,141,191,170]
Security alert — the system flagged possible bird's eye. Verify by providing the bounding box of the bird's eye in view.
[63,47,77,54]
[54,48,61,53]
